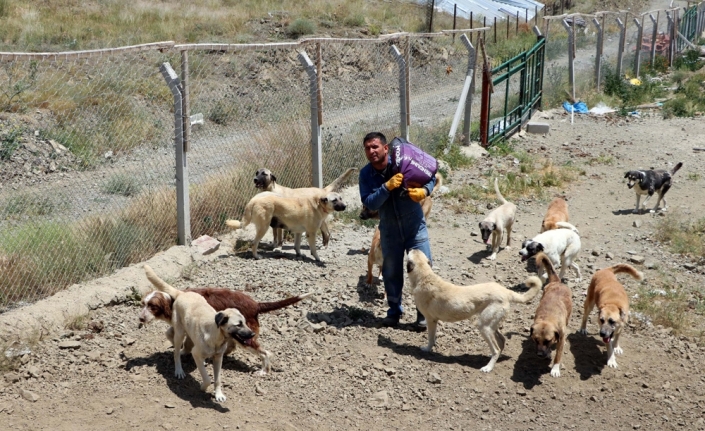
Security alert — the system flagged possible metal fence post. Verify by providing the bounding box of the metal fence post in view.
[160,62,191,246]
[448,34,476,146]
[633,17,643,78]
[649,13,659,67]
[561,19,575,101]
[666,11,674,66]
[592,17,603,90]
[616,17,626,77]
[297,50,323,188]
[389,45,409,141]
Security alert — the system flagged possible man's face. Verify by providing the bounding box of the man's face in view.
[364,138,388,169]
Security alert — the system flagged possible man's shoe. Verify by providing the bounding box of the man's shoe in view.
[415,309,427,329]
[381,316,400,327]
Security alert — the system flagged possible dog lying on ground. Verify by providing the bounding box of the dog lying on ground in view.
[406,249,542,373]
[254,167,357,248]
[143,265,255,402]
[530,252,573,377]
[579,263,642,368]
[360,173,443,288]
[226,191,346,261]
[540,197,578,234]
[139,285,312,375]
[479,177,517,260]
[624,161,683,214]
[519,228,582,282]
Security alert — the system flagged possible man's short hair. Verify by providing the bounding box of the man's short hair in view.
[363,132,387,146]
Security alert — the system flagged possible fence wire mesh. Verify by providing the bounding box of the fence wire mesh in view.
[0,44,177,310]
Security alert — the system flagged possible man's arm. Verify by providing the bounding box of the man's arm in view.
[359,168,390,211]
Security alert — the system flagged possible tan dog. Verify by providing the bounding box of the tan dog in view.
[253,167,357,248]
[406,249,542,373]
[579,263,643,368]
[479,178,517,260]
[530,252,573,377]
[226,191,346,261]
[366,227,384,288]
[540,197,578,234]
[143,265,255,402]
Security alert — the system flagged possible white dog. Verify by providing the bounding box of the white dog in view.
[519,228,582,282]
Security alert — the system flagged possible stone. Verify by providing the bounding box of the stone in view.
[605,252,614,259]
[427,373,442,384]
[367,390,388,408]
[633,220,642,228]
[526,122,551,134]
[58,341,82,350]
[20,389,39,402]
[192,235,220,255]
[26,366,40,378]
[629,256,645,264]
[460,143,489,159]
[4,372,21,384]
[591,250,601,256]
[683,263,696,271]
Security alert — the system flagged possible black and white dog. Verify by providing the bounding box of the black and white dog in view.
[624,162,683,214]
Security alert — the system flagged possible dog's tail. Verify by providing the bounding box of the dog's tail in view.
[534,252,561,285]
[670,162,683,176]
[144,264,182,299]
[225,198,255,230]
[494,177,508,205]
[605,264,643,281]
[257,292,313,314]
[555,221,580,235]
[432,172,444,194]
[324,168,357,193]
[509,276,543,303]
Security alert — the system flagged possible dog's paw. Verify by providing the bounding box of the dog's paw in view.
[253,255,263,260]
[487,254,497,261]
[254,369,268,376]
[578,328,588,335]
[607,357,619,368]
[550,363,561,377]
[420,345,433,353]
[480,364,494,373]
[175,369,186,379]
[614,346,624,356]
[200,380,212,391]
[632,209,640,214]
[215,391,227,403]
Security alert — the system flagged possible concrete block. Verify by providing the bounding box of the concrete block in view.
[526,122,551,134]
[192,235,220,255]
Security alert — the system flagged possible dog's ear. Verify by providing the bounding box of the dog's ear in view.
[271,173,277,182]
[320,197,328,204]
[619,308,628,323]
[529,326,533,336]
[554,331,560,343]
[536,243,544,251]
[215,312,229,327]
[406,260,415,273]
[478,222,483,229]
[624,172,629,178]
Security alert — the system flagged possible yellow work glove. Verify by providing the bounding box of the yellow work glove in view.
[408,188,427,202]
[385,173,404,191]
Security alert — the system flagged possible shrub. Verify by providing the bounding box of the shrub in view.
[343,13,365,27]
[103,174,141,197]
[287,18,316,38]
[0,128,22,160]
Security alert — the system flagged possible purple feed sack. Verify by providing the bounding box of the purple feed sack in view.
[389,137,438,189]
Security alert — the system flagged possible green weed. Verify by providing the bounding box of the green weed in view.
[103,174,142,197]
[287,19,316,38]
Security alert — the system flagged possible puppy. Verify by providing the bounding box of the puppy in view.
[579,263,642,368]
[530,252,573,377]
[365,227,384,288]
[406,249,542,373]
[254,167,357,247]
[519,228,582,282]
[226,191,346,261]
[624,161,683,213]
[540,197,578,234]
[479,177,517,260]
[143,265,255,402]
[139,287,312,375]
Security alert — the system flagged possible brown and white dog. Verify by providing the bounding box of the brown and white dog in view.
[579,263,643,368]
[530,252,573,377]
[139,284,312,375]
[143,265,256,402]
[253,167,357,248]
[540,197,578,234]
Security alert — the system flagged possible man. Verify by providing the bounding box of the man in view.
[359,132,436,327]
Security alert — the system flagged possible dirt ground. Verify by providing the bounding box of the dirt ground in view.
[1,109,704,430]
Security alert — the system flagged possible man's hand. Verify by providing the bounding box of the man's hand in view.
[385,173,404,191]
[408,188,427,202]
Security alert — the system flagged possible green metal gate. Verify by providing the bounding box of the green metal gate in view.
[480,37,546,147]
[677,5,699,53]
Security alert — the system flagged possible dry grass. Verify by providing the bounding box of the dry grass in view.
[654,212,705,258]
[632,270,693,336]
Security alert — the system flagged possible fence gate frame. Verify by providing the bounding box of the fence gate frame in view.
[480,35,546,147]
